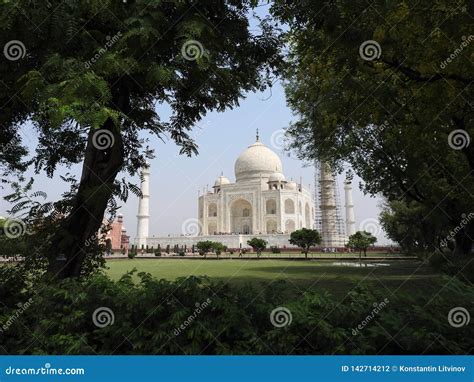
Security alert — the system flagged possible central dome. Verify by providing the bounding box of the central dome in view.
[234,138,283,182]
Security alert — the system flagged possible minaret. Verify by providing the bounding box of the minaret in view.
[136,163,150,249]
[319,161,337,247]
[344,174,356,236]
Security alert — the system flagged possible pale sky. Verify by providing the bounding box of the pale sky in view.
[1,81,391,244]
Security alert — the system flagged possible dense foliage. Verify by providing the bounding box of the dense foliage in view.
[0,0,281,278]
[272,0,473,256]
[0,271,472,355]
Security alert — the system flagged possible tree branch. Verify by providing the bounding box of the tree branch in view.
[375,59,471,85]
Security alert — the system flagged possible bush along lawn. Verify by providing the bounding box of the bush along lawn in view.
[0,269,472,355]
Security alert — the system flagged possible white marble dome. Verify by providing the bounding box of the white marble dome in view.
[234,139,283,182]
[269,172,286,182]
[214,175,231,187]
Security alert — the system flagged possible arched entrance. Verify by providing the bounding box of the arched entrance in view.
[266,219,277,234]
[230,199,253,234]
[208,203,217,217]
[285,219,295,234]
[266,199,277,214]
[285,199,295,214]
[208,222,217,235]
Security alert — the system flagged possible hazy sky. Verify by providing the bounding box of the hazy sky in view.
[1,80,391,244]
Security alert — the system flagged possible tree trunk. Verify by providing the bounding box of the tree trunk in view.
[47,117,124,279]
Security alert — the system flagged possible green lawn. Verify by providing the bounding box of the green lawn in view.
[105,258,442,298]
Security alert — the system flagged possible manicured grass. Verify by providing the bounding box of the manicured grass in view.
[105,258,442,298]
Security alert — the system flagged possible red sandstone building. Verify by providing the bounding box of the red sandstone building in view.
[105,213,130,254]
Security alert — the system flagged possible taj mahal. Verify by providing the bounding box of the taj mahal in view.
[134,131,356,250]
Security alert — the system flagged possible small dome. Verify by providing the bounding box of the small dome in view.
[235,139,283,182]
[268,172,286,182]
[286,181,297,190]
[214,175,230,187]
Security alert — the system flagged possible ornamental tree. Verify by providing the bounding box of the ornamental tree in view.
[347,231,377,259]
[0,0,280,278]
[212,242,226,259]
[196,240,214,259]
[289,228,321,259]
[247,237,267,258]
[272,0,473,255]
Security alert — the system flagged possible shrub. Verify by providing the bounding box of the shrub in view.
[154,251,161,257]
[429,252,474,283]
[178,251,185,257]
[270,246,281,254]
[128,251,137,259]
[0,271,472,355]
